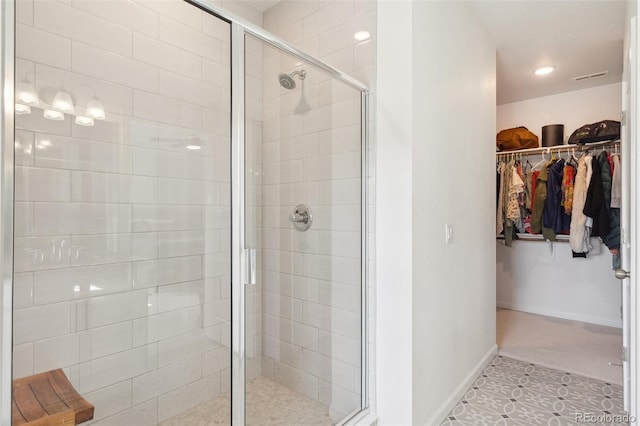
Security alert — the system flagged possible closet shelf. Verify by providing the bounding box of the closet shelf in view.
[496,139,620,157]
[496,233,570,242]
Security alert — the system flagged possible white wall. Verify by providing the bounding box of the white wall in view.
[497,84,622,328]
[497,83,622,143]
[376,1,496,425]
[410,1,496,424]
[497,242,622,327]
[375,0,413,423]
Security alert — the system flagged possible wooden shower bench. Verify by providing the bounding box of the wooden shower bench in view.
[12,369,94,425]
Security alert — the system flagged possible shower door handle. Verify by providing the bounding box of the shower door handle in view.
[245,248,257,285]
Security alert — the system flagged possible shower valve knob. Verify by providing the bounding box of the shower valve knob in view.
[290,212,307,223]
[289,204,312,231]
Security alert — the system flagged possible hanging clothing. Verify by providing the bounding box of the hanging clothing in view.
[496,167,501,210]
[529,170,540,212]
[607,152,615,176]
[583,153,610,239]
[585,155,593,190]
[522,166,533,234]
[496,162,506,235]
[523,165,533,210]
[502,159,517,246]
[611,154,621,208]
[597,151,620,251]
[544,159,571,235]
[507,165,525,232]
[606,206,621,250]
[562,163,576,215]
[531,160,556,240]
[570,155,590,253]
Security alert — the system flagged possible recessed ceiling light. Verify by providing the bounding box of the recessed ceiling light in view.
[186,145,202,150]
[534,66,556,76]
[354,31,370,41]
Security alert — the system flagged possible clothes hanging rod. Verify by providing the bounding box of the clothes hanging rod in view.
[496,139,620,156]
[496,233,570,242]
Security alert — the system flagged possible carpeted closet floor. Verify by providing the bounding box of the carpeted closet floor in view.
[497,308,623,385]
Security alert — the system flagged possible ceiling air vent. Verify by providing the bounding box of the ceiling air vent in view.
[573,71,608,82]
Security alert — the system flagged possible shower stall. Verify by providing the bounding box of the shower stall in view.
[0,0,369,424]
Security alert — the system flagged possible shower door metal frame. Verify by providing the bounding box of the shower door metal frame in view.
[0,0,14,424]
[202,1,372,422]
[230,21,247,426]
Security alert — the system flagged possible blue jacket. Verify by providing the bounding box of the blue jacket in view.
[543,159,571,234]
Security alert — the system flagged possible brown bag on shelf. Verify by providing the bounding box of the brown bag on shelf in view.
[496,127,539,151]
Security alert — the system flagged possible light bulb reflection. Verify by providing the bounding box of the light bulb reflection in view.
[75,115,95,127]
[354,31,371,41]
[16,80,39,106]
[15,103,31,115]
[43,109,64,121]
[52,91,75,114]
[86,97,106,120]
[37,139,51,150]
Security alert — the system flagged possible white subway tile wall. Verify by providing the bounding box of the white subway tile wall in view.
[246,0,375,417]
[13,0,375,423]
[14,0,234,423]
[260,0,376,420]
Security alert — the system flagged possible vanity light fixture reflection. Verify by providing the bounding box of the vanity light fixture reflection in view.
[85,97,106,120]
[52,90,75,114]
[15,104,31,115]
[16,78,40,106]
[75,116,95,126]
[43,109,64,121]
[354,31,371,41]
[36,139,51,150]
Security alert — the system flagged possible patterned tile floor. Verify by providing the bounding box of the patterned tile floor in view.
[441,356,627,426]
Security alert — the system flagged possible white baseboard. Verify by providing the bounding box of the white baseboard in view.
[425,343,498,426]
[497,301,622,329]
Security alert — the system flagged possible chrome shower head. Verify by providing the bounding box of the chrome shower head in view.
[278,69,306,90]
[278,73,296,90]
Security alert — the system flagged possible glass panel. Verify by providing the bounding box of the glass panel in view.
[13,2,231,425]
[245,34,363,424]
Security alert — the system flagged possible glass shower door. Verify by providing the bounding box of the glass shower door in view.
[241,33,365,425]
[12,2,232,424]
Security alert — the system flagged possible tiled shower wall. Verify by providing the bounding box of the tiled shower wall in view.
[259,0,376,420]
[10,1,261,424]
[10,0,375,423]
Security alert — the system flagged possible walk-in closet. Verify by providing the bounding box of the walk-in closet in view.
[485,0,627,397]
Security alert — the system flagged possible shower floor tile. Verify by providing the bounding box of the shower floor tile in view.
[440,355,626,426]
[160,376,333,426]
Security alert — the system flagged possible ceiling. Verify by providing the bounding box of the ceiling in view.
[241,0,627,105]
[466,1,626,105]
